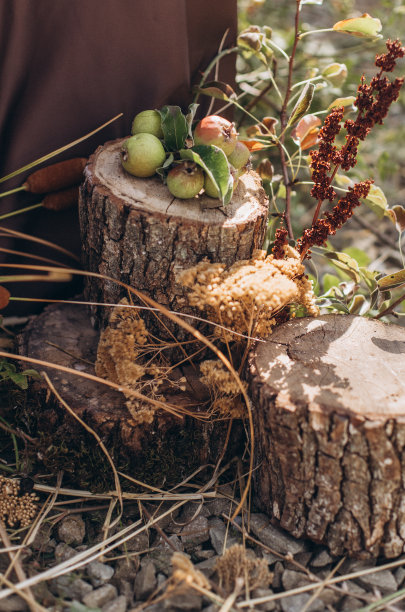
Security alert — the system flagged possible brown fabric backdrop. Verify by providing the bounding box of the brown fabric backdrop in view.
[0,0,237,313]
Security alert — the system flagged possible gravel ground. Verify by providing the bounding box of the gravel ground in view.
[2,482,405,612]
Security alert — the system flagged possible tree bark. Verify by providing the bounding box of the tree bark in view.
[79,138,269,340]
[18,301,244,485]
[248,314,405,559]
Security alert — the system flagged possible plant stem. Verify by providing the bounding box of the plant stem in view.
[0,203,43,221]
[375,291,405,320]
[193,46,239,105]
[298,27,335,40]
[0,113,123,184]
[0,185,25,198]
[277,0,302,239]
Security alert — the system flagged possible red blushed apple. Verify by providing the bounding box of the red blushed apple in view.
[194,115,238,156]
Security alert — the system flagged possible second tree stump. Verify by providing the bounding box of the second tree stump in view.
[248,314,405,558]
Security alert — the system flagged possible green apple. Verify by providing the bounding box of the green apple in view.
[131,110,164,139]
[120,133,166,178]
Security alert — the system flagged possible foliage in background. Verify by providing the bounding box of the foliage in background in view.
[230,0,405,320]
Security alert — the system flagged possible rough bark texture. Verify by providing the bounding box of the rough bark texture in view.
[248,315,405,559]
[79,139,269,338]
[18,301,244,484]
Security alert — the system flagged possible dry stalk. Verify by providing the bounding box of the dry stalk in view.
[42,371,123,527]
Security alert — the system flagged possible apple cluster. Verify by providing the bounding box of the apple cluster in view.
[120,110,251,201]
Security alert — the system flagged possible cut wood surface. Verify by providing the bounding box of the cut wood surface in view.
[79,138,269,337]
[248,314,405,558]
[18,301,244,483]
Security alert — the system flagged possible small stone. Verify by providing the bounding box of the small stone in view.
[49,575,93,599]
[86,561,115,587]
[249,514,308,555]
[83,584,117,608]
[340,580,367,596]
[31,523,53,552]
[251,588,276,611]
[118,529,149,553]
[209,524,238,555]
[177,502,210,523]
[340,595,366,611]
[281,569,310,591]
[195,556,218,578]
[340,558,376,574]
[0,595,28,611]
[205,494,234,518]
[57,514,86,546]
[116,580,133,605]
[394,566,405,587]
[192,546,216,561]
[271,561,284,590]
[147,535,183,574]
[280,593,324,612]
[310,548,334,567]
[111,558,139,585]
[144,502,180,531]
[163,590,203,610]
[180,516,210,549]
[260,550,280,566]
[317,588,341,607]
[357,568,397,592]
[54,542,77,563]
[102,595,127,612]
[134,560,157,600]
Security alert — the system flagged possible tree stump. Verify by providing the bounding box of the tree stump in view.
[79,138,269,339]
[248,314,405,559]
[18,301,244,487]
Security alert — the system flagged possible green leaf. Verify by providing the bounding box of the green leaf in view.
[349,294,369,315]
[316,297,350,313]
[288,83,315,128]
[237,27,273,64]
[322,62,348,87]
[193,81,236,103]
[328,96,356,110]
[332,14,382,38]
[343,247,371,268]
[185,103,199,138]
[334,174,354,188]
[323,250,361,282]
[158,106,188,151]
[8,372,28,390]
[322,273,341,293]
[377,269,405,291]
[156,153,174,180]
[21,368,41,380]
[363,184,388,219]
[179,145,233,206]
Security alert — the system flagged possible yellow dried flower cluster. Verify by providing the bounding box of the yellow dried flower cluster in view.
[0,475,39,528]
[215,543,272,596]
[200,360,246,418]
[96,299,168,424]
[179,246,318,340]
[170,551,211,592]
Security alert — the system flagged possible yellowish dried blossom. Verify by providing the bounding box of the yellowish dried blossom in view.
[96,299,166,424]
[215,544,272,596]
[200,360,246,418]
[179,247,318,341]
